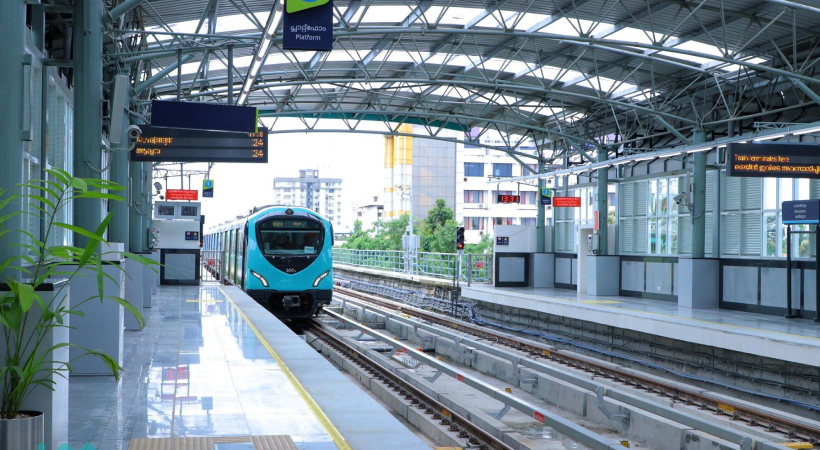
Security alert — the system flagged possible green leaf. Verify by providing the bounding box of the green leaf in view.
[28,194,56,209]
[74,191,126,202]
[108,296,145,329]
[96,258,104,303]
[84,179,126,191]
[70,177,87,191]
[77,213,113,268]
[54,222,110,245]
[17,283,35,313]
[0,210,23,225]
[44,168,70,186]
[19,183,60,200]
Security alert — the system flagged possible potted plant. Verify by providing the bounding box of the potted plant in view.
[0,168,156,449]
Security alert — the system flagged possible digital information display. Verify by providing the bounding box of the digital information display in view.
[497,194,521,204]
[131,125,268,163]
[727,143,820,178]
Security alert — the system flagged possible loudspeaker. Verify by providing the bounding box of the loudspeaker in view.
[109,74,129,144]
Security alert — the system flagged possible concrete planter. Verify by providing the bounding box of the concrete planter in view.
[0,411,44,450]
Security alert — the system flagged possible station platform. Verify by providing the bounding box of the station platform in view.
[462,285,820,368]
[68,283,430,450]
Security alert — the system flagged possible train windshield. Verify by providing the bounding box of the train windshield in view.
[257,217,323,255]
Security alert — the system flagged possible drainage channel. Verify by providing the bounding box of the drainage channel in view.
[332,287,820,450]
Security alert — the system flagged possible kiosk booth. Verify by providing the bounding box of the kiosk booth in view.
[152,201,203,285]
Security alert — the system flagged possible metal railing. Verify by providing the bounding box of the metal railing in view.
[201,250,223,282]
[332,248,492,284]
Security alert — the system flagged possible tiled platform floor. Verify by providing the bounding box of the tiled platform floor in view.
[68,285,336,450]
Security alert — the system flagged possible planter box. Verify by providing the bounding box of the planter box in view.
[0,281,70,450]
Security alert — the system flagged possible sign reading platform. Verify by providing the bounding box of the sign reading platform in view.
[283,0,333,51]
[203,180,214,198]
[728,142,820,178]
[151,101,258,133]
[782,200,820,225]
[131,125,268,163]
[166,189,199,201]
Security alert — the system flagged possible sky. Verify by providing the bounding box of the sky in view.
[155,119,386,232]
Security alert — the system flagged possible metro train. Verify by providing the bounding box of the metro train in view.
[203,205,333,319]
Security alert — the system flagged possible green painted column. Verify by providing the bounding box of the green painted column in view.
[72,0,105,247]
[0,0,27,277]
[144,162,154,252]
[127,161,145,252]
[691,129,707,258]
[596,148,608,255]
[537,157,546,253]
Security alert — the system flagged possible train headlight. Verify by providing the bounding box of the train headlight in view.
[250,270,269,287]
[313,270,330,287]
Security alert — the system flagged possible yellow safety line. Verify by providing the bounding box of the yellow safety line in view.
[218,286,352,450]
[496,288,820,342]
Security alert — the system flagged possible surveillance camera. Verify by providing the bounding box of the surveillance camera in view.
[127,125,142,140]
[673,192,687,205]
[154,182,163,192]
[159,195,165,200]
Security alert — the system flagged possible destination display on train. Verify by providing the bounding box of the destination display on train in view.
[727,142,820,179]
[131,125,269,163]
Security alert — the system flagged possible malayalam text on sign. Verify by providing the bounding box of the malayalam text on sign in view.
[727,143,820,178]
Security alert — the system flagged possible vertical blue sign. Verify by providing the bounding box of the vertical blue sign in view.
[283,0,333,51]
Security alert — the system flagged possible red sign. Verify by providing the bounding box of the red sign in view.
[594,210,599,231]
[552,197,581,207]
[166,189,199,201]
[534,411,545,423]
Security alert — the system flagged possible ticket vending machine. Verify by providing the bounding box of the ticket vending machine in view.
[152,201,202,285]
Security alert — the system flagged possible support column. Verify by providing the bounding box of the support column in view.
[128,160,145,253]
[73,0,105,247]
[0,0,27,277]
[110,76,130,247]
[678,128,719,308]
[536,156,546,253]
[595,147,608,255]
[691,129,707,258]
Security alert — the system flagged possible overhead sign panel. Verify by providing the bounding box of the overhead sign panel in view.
[203,180,214,198]
[727,142,820,178]
[782,200,820,225]
[540,187,552,206]
[283,0,333,51]
[166,189,199,201]
[553,197,581,207]
[151,101,258,133]
[131,125,268,163]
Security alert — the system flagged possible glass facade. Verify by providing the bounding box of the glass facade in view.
[412,135,456,219]
[464,162,484,177]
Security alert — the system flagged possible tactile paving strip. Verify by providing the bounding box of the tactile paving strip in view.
[127,436,296,450]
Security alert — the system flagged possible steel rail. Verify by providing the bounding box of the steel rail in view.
[334,286,820,445]
[305,323,515,450]
[318,308,627,450]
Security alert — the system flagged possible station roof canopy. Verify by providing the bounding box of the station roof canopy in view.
[108,0,820,165]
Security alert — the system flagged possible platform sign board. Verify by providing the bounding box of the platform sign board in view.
[782,200,820,225]
[166,189,198,201]
[203,180,214,198]
[727,142,820,179]
[283,0,333,51]
[131,125,268,163]
[540,187,552,206]
[553,197,581,207]
[151,100,258,133]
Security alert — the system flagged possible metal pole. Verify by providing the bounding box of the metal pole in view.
[227,44,234,105]
[596,147,608,254]
[536,155,546,253]
[786,225,794,318]
[691,129,707,258]
[467,253,472,287]
[73,0,105,248]
[111,72,131,247]
[176,49,182,101]
[129,115,146,252]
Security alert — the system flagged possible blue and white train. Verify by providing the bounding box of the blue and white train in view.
[203,205,333,319]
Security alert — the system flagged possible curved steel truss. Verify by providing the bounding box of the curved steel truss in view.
[106,0,820,165]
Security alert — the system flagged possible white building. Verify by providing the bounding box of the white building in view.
[353,195,384,232]
[273,169,343,228]
[455,131,547,244]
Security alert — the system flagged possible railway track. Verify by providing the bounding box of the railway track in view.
[333,285,820,446]
[306,321,516,450]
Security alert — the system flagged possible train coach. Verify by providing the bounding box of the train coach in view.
[204,205,333,319]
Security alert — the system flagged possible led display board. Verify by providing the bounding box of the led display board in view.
[151,100,258,133]
[131,125,268,163]
[727,142,820,178]
[497,194,521,204]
